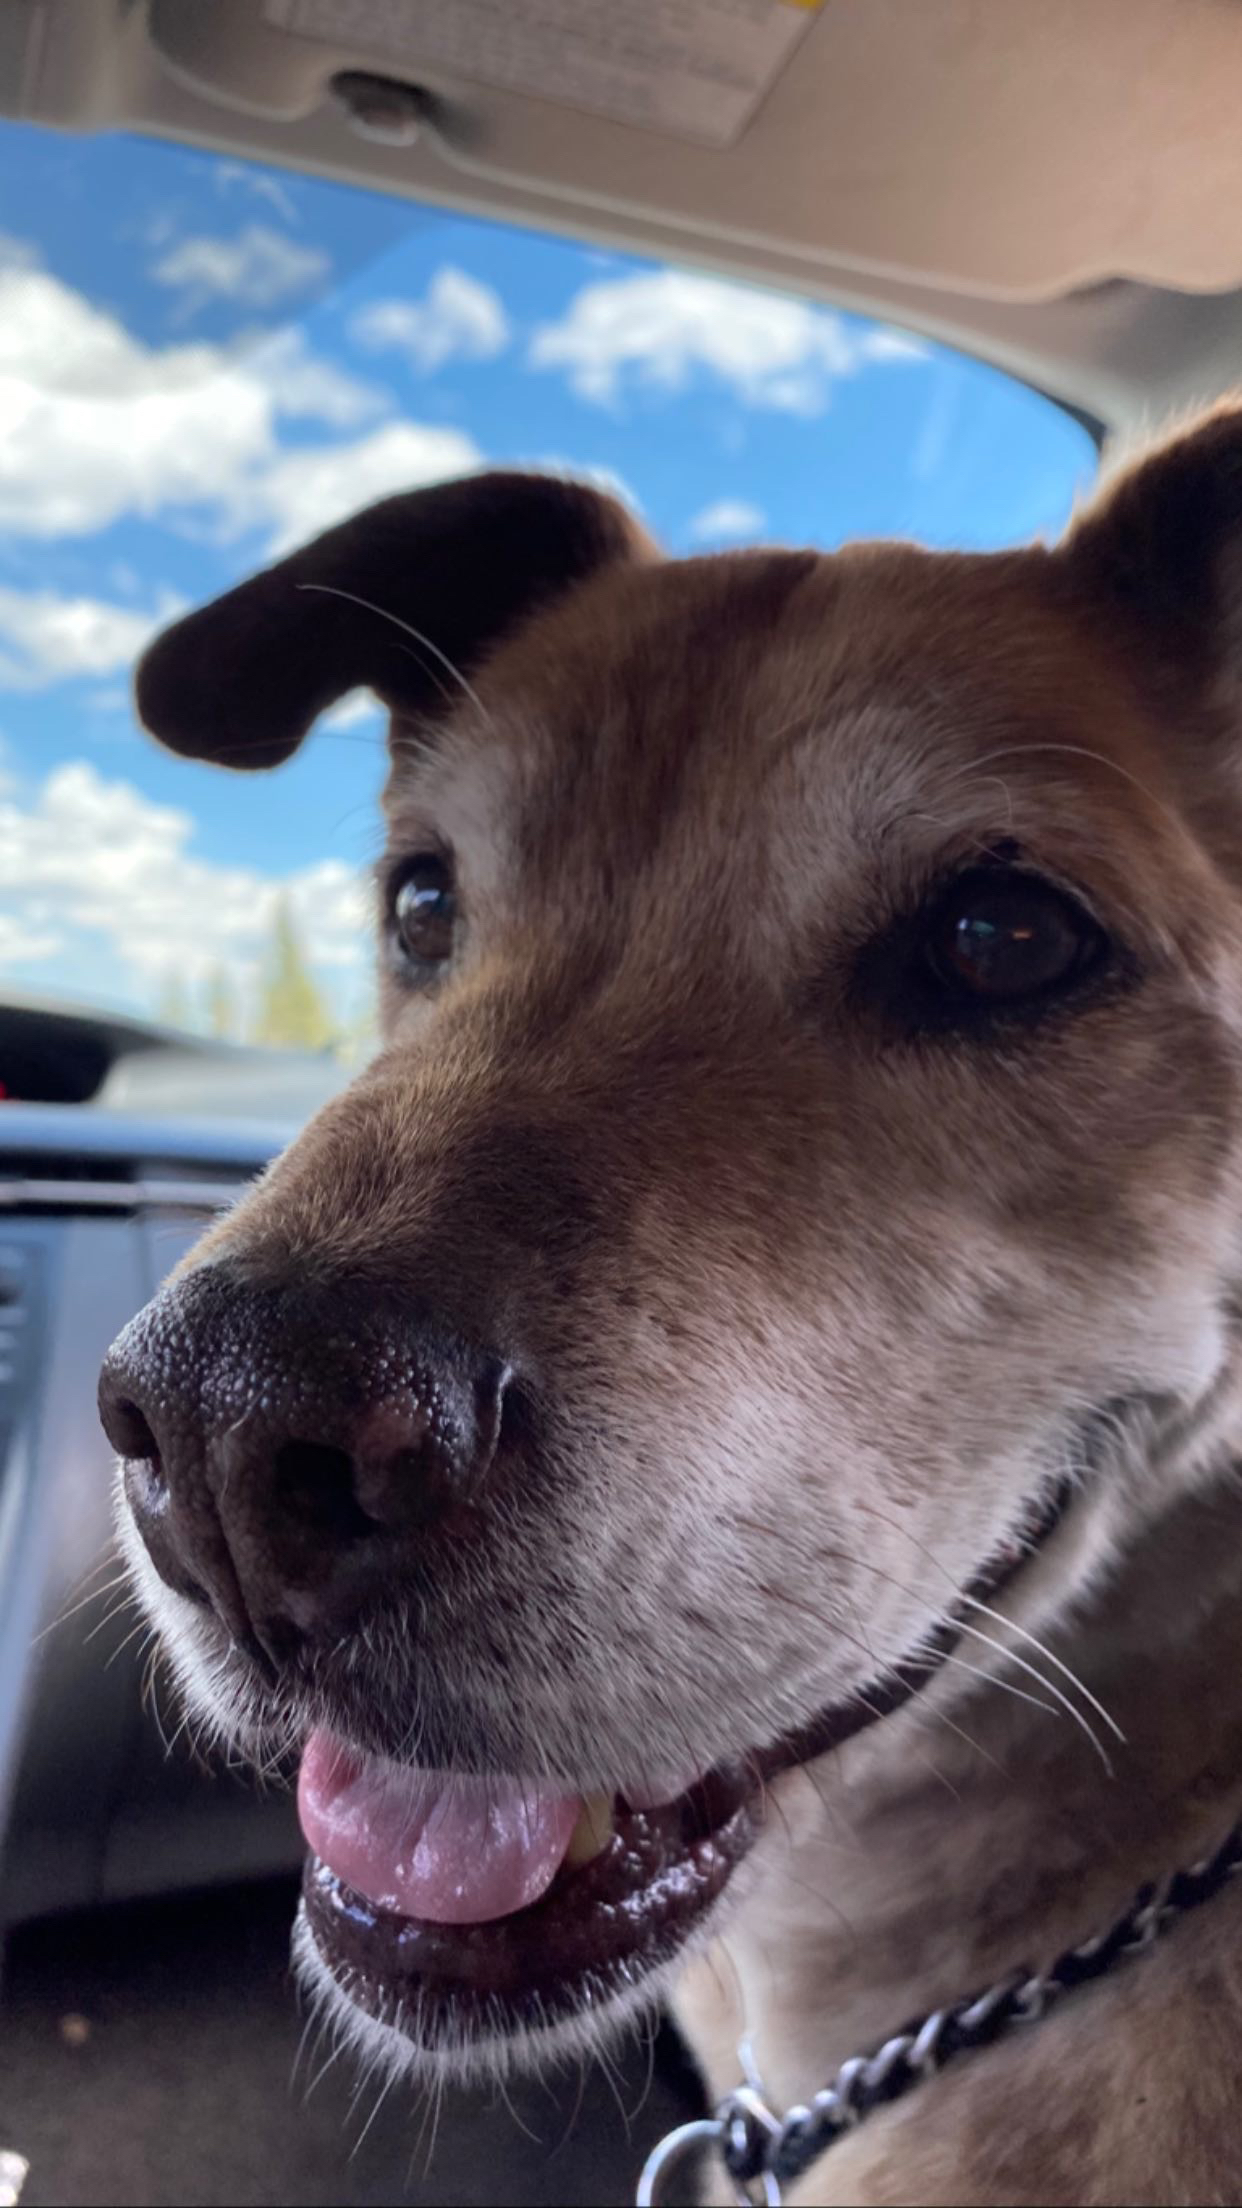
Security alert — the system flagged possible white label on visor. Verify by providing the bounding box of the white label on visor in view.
[265,0,824,148]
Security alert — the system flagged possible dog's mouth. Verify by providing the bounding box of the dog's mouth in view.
[298,1474,1073,2057]
[299,1750,760,2047]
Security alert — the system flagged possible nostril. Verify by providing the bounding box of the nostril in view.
[273,1439,379,1543]
[104,1394,163,1478]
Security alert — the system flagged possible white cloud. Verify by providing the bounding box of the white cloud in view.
[0,762,372,1002]
[0,248,477,552]
[351,268,510,373]
[255,421,483,552]
[864,329,929,364]
[243,328,388,428]
[0,911,59,963]
[689,498,766,542]
[214,161,300,226]
[0,586,180,690]
[529,457,644,515]
[530,271,927,413]
[151,223,329,311]
[318,689,384,733]
[0,257,284,537]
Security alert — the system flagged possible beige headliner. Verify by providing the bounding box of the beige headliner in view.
[5,0,1242,434]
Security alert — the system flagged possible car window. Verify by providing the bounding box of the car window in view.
[0,122,1097,1070]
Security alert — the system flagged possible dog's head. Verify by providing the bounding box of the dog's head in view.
[101,413,1242,2081]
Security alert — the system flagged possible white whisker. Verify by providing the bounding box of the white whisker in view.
[957,1593,1127,1744]
[297,583,494,727]
[943,1616,1114,1775]
[936,1647,1062,1719]
[853,1493,1127,1753]
[964,740,1190,852]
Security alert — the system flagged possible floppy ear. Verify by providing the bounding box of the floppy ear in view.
[1064,401,1242,694]
[135,471,651,771]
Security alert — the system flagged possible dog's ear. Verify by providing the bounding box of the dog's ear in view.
[135,472,650,771]
[1064,402,1242,695]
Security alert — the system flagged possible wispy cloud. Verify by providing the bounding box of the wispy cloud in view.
[0,585,181,690]
[151,222,329,313]
[688,497,766,542]
[528,457,644,515]
[531,270,926,414]
[213,160,301,226]
[351,268,510,374]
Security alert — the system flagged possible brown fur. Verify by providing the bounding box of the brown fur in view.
[120,404,1242,2202]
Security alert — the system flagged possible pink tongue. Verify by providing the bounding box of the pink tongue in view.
[297,1730,581,1925]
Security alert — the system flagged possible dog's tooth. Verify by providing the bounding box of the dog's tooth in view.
[564,1791,615,1867]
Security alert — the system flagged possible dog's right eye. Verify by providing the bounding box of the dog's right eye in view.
[854,857,1118,1039]
[924,869,1103,1005]
[390,854,457,972]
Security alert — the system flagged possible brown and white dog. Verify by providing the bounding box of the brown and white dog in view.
[102,405,1242,2204]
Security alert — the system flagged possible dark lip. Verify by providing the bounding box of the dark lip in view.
[303,1768,758,2037]
[755,1470,1072,1782]
[302,1473,1073,2047]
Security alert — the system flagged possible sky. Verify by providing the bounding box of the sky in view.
[0,120,1097,1035]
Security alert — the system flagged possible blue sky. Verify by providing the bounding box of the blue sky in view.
[0,120,1096,1032]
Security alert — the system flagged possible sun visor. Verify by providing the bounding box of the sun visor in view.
[73,0,1242,301]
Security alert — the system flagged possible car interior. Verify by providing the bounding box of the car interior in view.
[3,3,1242,2203]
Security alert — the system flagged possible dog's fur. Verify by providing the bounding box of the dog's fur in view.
[118,407,1242,2203]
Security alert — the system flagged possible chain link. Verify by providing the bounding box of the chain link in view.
[639,1814,1242,2204]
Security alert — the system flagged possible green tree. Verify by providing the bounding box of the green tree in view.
[338,978,379,1068]
[203,964,238,1041]
[252,896,336,1051]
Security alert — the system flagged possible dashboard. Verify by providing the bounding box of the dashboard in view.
[0,1003,338,1931]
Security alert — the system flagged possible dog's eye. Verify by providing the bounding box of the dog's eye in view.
[925,869,1104,1004]
[392,855,457,969]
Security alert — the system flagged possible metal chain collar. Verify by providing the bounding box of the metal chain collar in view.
[637,1813,1242,2206]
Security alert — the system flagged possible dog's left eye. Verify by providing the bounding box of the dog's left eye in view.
[391,854,457,970]
[924,868,1105,1005]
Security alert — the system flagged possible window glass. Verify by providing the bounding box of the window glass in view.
[0,124,1097,1064]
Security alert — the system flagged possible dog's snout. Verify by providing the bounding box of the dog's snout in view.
[99,1266,513,1663]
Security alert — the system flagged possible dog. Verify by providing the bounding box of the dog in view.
[100,405,1242,2204]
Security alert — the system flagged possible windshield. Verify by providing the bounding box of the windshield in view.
[0,122,1097,1065]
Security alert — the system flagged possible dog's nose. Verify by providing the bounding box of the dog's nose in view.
[98,1266,513,1666]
